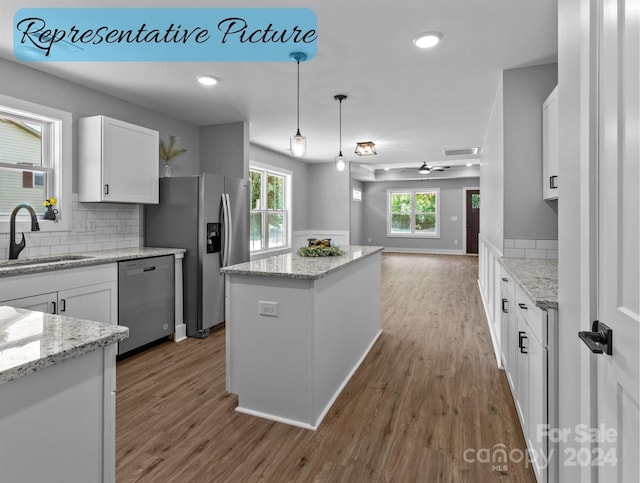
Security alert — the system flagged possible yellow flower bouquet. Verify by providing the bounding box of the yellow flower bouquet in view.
[43,197,58,220]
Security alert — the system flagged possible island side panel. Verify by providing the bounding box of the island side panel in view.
[0,348,108,483]
[312,252,382,425]
[227,274,315,427]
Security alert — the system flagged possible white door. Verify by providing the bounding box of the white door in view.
[590,0,640,480]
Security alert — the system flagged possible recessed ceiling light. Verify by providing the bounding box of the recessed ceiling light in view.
[197,75,219,86]
[412,32,442,49]
[466,163,473,167]
[384,167,390,171]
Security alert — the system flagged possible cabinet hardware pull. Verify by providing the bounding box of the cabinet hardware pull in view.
[550,175,558,189]
[501,277,508,282]
[501,298,508,313]
[518,331,527,353]
[518,303,528,310]
[51,301,56,314]
[60,299,66,312]
[578,320,613,355]
[104,184,109,195]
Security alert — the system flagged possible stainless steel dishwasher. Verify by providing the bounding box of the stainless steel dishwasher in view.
[118,255,175,355]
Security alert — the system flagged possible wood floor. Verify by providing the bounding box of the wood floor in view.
[116,253,535,482]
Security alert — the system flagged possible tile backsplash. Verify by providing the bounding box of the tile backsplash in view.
[503,238,558,260]
[0,194,141,260]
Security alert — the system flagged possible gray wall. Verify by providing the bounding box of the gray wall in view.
[200,121,249,179]
[503,64,558,240]
[307,163,350,231]
[249,144,310,233]
[350,178,364,245]
[0,58,201,191]
[362,178,480,251]
[480,77,505,251]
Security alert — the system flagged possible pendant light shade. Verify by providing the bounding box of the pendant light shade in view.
[290,52,308,157]
[334,94,347,171]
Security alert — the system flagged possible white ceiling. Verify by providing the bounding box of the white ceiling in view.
[0,0,557,175]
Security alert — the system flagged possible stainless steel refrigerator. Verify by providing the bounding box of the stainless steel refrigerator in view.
[144,173,249,338]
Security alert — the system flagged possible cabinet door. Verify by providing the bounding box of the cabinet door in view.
[1,292,57,314]
[57,282,117,325]
[527,333,548,483]
[516,312,530,438]
[102,117,159,204]
[542,86,559,200]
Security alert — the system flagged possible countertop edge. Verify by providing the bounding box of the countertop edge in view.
[498,258,558,310]
[0,325,128,386]
[221,246,384,280]
[0,247,186,278]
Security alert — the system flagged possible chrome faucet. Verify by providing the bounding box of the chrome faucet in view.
[9,203,40,260]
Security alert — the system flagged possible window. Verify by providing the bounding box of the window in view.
[0,94,71,232]
[388,188,439,237]
[250,164,292,253]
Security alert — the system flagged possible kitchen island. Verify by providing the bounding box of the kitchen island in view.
[221,245,383,430]
[0,306,128,483]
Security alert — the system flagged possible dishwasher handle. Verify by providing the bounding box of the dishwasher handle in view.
[143,266,156,272]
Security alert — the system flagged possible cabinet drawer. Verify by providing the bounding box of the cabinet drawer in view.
[500,265,515,298]
[515,284,546,346]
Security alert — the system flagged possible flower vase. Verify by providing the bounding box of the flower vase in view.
[43,205,58,220]
[163,162,172,178]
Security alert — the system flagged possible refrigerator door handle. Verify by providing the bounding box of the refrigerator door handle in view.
[221,193,232,267]
[224,193,233,266]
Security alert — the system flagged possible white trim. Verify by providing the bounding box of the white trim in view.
[477,279,503,367]
[0,94,72,234]
[293,230,350,250]
[386,188,440,238]
[249,161,293,256]
[382,247,465,255]
[462,187,480,254]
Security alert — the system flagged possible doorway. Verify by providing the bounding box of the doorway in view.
[465,189,480,254]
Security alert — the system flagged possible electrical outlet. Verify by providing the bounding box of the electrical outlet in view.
[259,301,278,317]
[86,219,96,232]
[117,219,127,233]
[454,240,458,245]
[76,219,86,232]
[368,238,372,243]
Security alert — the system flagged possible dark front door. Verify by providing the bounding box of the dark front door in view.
[466,190,480,254]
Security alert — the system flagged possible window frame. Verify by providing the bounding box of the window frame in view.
[0,94,71,234]
[387,188,440,238]
[249,162,292,256]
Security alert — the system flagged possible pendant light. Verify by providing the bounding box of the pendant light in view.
[290,52,308,157]
[334,94,347,171]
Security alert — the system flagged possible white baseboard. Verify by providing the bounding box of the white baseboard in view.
[173,323,187,342]
[383,247,465,255]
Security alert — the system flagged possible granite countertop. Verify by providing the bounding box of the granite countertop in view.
[0,306,128,385]
[0,247,185,278]
[221,245,385,280]
[499,257,558,310]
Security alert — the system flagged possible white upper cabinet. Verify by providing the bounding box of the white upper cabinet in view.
[542,86,558,200]
[79,115,159,204]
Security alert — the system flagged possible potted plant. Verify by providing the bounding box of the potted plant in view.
[159,135,187,177]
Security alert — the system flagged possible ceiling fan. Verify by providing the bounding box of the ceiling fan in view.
[418,162,449,174]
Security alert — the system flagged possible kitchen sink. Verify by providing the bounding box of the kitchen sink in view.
[0,254,96,267]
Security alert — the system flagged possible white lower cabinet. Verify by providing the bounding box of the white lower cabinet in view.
[0,263,118,483]
[0,264,117,325]
[500,270,557,483]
